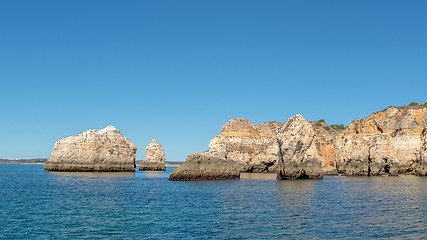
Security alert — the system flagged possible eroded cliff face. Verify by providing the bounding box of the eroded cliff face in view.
[170,102,427,180]
[277,115,323,179]
[205,118,282,172]
[44,126,137,172]
[139,139,166,171]
[171,115,328,180]
[310,120,343,173]
[336,105,427,175]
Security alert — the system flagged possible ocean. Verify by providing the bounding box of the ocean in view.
[0,164,425,239]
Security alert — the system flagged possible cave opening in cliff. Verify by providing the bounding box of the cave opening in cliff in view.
[384,165,390,174]
[298,171,310,179]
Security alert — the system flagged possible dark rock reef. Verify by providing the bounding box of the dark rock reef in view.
[169,153,248,180]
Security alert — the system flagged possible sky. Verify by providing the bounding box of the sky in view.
[0,0,426,161]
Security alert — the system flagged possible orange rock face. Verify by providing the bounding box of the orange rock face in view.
[336,104,427,175]
[207,118,282,172]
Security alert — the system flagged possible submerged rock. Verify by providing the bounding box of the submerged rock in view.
[139,139,166,171]
[277,114,323,179]
[169,153,248,181]
[44,126,137,172]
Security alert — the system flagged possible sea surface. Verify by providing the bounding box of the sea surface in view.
[0,164,426,239]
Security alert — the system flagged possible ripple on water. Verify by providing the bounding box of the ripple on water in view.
[0,164,426,239]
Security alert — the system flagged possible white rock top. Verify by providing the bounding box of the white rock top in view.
[97,125,119,134]
[75,125,120,136]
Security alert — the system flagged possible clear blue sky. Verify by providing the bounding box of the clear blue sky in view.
[0,0,426,160]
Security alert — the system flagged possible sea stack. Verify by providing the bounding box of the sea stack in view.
[139,139,166,171]
[277,114,323,180]
[44,126,137,172]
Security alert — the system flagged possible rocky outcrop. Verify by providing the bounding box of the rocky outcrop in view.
[170,116,326,181]
[336,105,427,175]
[277,115,323,179]
[170,102,427,180]
[169,153,248,180]
[44,126,137,172]
[139,139,166,171]
[205,118,281,172]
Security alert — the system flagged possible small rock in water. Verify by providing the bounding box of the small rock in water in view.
[139,139,166,171]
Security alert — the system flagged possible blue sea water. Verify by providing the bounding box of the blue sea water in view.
[0,164,426,239]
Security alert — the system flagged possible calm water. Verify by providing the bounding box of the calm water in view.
[0,164,426,239]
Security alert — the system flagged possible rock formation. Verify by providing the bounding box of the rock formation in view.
[335,104,427,176]
[277,115,323,179]
[205,118,282,172]
[170,102,427,180]
[170,116,327,180]
[139,139,166,171]
[44,126,137,172]
[169,153,249,180]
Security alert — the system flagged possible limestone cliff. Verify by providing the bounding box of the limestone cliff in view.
[277,115,323,179]
[311,120,343,173]
[336,104,427,175]
[205,118,281,172]
[170,116,326,180]
[139,139,166,171]
[44,126,137,172]
[170,102,427,180]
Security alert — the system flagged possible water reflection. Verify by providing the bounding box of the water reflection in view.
[275,178,320,193]
[240,172,277,179]
[48,171,135,178]
[141,171,164,178]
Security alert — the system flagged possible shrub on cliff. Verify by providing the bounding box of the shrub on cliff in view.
[331,124,345,131]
